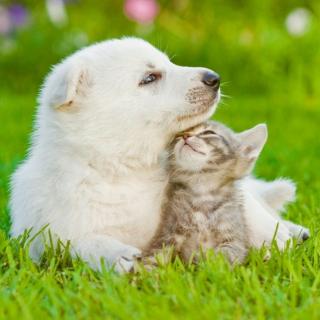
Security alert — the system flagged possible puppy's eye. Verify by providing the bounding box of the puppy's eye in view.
[201,130,217,136]
[139,72,162,85]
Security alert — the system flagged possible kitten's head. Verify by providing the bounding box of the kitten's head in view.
[170,121,267,179]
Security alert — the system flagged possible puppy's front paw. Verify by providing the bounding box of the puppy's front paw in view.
[114,246,142,273]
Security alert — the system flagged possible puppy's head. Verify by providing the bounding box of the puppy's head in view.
[39,38,220,164]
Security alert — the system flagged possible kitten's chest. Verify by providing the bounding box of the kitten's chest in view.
[175,210,216,254]
[174,193,224,247]
[176,204,217,242]
[188,193,221,227]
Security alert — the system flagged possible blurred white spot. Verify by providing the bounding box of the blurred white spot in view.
[0,39,16,54]
[73,32,88,48]
[45,0,68,27]
[55,31,89,54]
[135,23,154,35]
[285,8,311,36]
[239,29,253,45]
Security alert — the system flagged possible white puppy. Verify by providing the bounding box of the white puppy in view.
[9,38,306,272]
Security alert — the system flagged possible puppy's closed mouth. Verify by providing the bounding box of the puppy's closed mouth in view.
[176,102,214,122]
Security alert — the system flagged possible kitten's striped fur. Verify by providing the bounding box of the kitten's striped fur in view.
[144,121,267,264]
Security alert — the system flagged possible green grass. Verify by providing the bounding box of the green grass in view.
[0,88,319,319]
[1,0,319,317]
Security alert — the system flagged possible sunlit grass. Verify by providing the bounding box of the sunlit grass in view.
[0,89,319,318]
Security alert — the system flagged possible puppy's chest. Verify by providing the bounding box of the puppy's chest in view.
[88,168,168,248]
[110,179,166,245]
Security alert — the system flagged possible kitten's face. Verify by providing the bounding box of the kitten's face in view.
[171,121,267,177]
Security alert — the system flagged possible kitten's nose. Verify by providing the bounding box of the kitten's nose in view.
[183,134,190,141]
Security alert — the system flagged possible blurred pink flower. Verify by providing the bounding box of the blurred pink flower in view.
[0,6,11,35]
[124,0,159,24]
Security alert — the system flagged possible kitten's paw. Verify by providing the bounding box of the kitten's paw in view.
[131,255,158,273]
[134,247,174,273]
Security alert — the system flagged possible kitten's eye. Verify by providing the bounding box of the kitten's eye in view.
[201,130,217,136]
[139,72,162,85]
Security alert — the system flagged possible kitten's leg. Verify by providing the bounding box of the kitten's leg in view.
[216,243,247,264]
[73,234,141,273]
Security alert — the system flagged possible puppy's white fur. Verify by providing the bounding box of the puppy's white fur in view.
[9,38,304,272]
[10,38,220,271]
[243,177,309,241]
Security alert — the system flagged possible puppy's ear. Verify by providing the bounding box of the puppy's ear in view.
[235,124,268,176]
[40,60,91,111]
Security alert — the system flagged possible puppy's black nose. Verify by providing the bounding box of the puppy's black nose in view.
[202,71,220,89]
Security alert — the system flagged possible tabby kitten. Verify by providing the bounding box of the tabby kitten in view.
[144,121,268,264]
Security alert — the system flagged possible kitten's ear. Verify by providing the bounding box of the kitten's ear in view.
[237,124,268,160]
[39,60,91,111]
[235,124,268,176]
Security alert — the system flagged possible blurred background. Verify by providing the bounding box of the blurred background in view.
[0,0,319,232]
[0,0,319,96]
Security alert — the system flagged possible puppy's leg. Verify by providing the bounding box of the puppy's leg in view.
[243,177,309,241]
[242,189,292,250]
[257,178,296,212]
[282,220,310,242]
[73,234,141,273]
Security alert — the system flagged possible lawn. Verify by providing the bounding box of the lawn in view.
[1,0,320,319]
[1,89,319,319]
